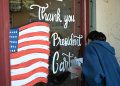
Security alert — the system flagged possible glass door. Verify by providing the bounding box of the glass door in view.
[9,0,82,86]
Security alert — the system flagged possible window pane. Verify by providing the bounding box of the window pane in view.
[10,0,82,86]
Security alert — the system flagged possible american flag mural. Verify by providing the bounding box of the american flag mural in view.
[10,22,50,86]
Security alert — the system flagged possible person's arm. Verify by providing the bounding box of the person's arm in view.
[76,71,82,80]
[81,45,105,86]
[76,63,83,80]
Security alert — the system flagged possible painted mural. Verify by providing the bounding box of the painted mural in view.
[10,22,50,86]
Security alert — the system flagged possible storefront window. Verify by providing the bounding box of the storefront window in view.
[10,0,82,86]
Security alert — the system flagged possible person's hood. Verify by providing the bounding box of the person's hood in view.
[89,40,115,55]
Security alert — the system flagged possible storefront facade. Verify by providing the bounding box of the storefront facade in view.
[0,0,90,86]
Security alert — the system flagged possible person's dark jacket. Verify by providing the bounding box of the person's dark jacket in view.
[81,40,120,86]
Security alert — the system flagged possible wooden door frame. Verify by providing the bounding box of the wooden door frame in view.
[80,0,89,86]
[0,0,11,86]
[80,0,90,57]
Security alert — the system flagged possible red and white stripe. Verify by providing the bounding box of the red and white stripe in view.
[10,22,50,86]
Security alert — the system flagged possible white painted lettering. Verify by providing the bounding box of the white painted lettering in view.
[52,51,59,74]
[30,4,62,22]
[64,15,75,29]
[51,33,83,46]
[52,52,78,74]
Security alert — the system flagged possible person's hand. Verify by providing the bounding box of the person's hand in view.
[81,63,83,67]
[76,71,82,81]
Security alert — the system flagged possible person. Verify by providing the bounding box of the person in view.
[76,31,120,86]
